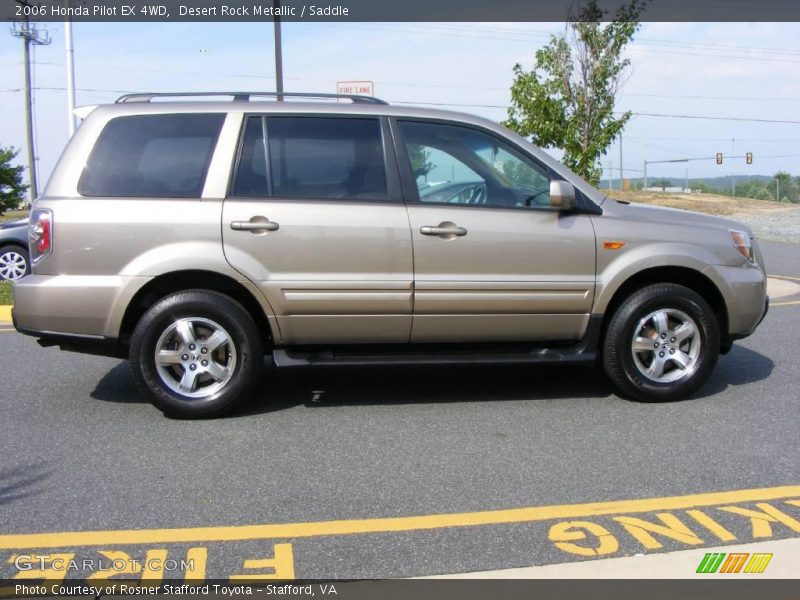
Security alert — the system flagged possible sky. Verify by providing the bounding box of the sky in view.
[1,21,800,193]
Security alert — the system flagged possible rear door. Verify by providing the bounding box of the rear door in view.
[394,119,597,343]
[222,114,413,344]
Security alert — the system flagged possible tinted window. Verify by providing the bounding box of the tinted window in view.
[232,116,268,197]
[267,117,386,200]
[78,114,225,197]
[399,120,552,209]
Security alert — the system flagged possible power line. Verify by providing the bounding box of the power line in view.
[624,92,800,102]
[629,112,800,125]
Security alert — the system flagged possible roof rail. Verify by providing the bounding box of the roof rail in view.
[115,91,389,105]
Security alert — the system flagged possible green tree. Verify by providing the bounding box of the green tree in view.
[773,171,798,203]
[651,178,672,189]
[504,0,645,185]
[407,144,434,181]
[0,146,28,215]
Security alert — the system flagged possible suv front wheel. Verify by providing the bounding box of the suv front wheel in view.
[603,283,720,402]
[130,290,264,418]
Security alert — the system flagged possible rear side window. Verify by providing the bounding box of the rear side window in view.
[267,117,386,200]
[78,114,225,197]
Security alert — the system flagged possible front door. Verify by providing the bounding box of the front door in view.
[395,119,596,343]
[222,115,413,344]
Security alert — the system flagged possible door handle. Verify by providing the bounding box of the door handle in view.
[230,217,279,233]
[420,224,467,237]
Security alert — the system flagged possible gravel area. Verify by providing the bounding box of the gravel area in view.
[731,206,800,244]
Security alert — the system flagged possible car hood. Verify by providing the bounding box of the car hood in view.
[600,199,751,235]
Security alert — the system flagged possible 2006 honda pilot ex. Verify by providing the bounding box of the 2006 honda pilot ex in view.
[13,91,769,418]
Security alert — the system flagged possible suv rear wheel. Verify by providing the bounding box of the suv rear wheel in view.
[129,290,263,418]
[603,283,720,402]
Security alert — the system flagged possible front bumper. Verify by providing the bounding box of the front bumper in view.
[729,296,769,342]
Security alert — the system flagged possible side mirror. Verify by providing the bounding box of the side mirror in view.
[549,180,576,211]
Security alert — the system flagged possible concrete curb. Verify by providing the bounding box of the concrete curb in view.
[0,305,12,323]
[423,538,800,579]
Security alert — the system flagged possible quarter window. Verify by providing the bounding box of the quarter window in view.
[78,114,224,197]
[399,120,553,209]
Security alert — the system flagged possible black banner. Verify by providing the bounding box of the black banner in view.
[2,580,800,600]
[2,0,799,22]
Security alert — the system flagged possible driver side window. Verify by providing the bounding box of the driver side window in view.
[399,120,552,209]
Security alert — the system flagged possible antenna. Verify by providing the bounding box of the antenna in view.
[10,1,52,202]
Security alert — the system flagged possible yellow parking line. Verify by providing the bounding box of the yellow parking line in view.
[770,274,800,282]
[771,300,800,307]
[0,485,798,550]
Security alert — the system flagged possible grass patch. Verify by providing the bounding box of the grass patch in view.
[604,190,794,217]
[0,281,12,305]
[0,209,29,223]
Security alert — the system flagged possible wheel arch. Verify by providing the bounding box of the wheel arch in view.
[599,266,729,353]
[118,270,275,347]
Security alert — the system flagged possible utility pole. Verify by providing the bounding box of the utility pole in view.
[643,160,648,189]
[618,133,623,191]
[11,2,51,202]
[731,137,736,197]
[273,0,284,101]
[65,0,76,135]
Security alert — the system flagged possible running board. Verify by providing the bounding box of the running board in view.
[272,346,597,368]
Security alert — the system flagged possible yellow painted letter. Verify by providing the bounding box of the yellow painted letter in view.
[229,543,295,580]
[614,513,703,549]
[549,521,619,557]
[718,503,800,538]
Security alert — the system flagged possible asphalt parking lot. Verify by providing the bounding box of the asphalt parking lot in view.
[0,240,798,580]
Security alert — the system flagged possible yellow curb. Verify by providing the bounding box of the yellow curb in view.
[0,305,11,323]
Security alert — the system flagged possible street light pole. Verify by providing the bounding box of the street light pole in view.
[65,0,76,135]
[731,137,736,197]
[273,0,283,101]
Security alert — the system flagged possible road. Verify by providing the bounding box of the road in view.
[0,240,798,581]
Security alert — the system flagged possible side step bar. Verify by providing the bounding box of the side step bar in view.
[272,346,597,368]
[272,316,603,368]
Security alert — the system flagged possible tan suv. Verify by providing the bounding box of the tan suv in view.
[12,92,769,418]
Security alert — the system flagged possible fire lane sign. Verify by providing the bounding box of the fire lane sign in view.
[336,80,374,98]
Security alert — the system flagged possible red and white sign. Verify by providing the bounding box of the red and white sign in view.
[336,81,374,98]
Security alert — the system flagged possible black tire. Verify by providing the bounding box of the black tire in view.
[0,245,30,281]
[603,283,720,402]
[129,290,264,418]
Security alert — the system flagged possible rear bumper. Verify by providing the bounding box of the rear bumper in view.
[13,310,125,358]
[11,273,147,338]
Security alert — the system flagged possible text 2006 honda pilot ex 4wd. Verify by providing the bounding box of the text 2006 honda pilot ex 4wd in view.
[13,92,769,418]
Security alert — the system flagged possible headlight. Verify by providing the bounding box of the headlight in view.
[728,228,754,263]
